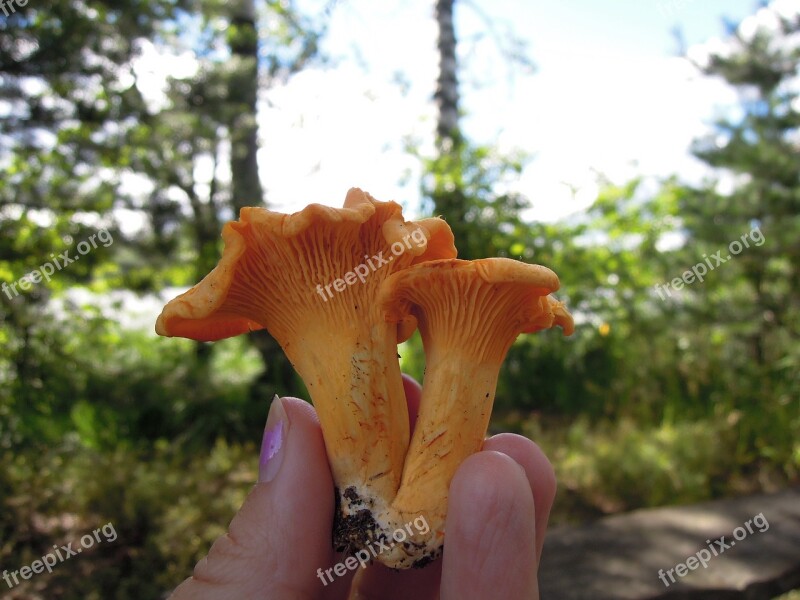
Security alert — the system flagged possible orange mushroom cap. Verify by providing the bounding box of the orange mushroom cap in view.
[156,188,456,344]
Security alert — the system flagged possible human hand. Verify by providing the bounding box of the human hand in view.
[169,375,556,600]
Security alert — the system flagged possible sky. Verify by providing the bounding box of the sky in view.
[253,0,771,222]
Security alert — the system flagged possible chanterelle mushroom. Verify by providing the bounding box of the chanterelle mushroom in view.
[378,258,573,563]
[155,188,456,567]
[156,191,574,570]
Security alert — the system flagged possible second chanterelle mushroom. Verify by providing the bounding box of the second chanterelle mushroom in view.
[156,188,572,569]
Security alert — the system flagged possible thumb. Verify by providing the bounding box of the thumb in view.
[170,396,336,600]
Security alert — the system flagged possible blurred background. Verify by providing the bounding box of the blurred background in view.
[1,0,798,598]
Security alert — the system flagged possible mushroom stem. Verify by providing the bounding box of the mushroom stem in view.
[391,349,501,518]
[293,318,408,487]
[285,315,410,551]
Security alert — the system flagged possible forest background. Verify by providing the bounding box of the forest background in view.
[0,0,798,597]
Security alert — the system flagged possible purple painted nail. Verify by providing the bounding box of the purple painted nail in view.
[259,395,289,483]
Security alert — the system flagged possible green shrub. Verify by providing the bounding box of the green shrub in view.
[522,411,798,522]
[0,441,255,599]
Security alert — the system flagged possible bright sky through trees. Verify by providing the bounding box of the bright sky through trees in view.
[250,0,767,220]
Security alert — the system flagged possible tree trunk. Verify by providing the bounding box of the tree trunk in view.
[227,0,296,399]
[432,0,472,255]
[434,0,460,148]
[228,0,264,212]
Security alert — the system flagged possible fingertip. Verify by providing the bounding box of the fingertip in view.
[483,433,556,504]
[262,395,335,539]
[483,433,556,565]
[402,373,422,395]
[442,451,538,599]
[279,395,321,425]
[447,451,534,544]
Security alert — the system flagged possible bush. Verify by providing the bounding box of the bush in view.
[521,411,799,523]
[0,440,255,599]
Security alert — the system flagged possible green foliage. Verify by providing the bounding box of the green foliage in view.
[417,137,535,260]
[543,416,739,512]
[0,305,264,453]
[0,440,254,599]
[398,330,426,384]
